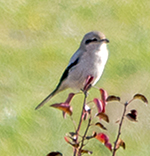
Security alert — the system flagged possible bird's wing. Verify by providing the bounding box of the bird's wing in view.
[35,49,83,110]
[59,57,80,83]
[68,49,83,66]
[57,48,83,83]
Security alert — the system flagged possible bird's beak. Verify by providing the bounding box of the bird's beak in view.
[100,39,109,43]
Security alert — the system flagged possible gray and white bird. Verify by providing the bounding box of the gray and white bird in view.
[35,31,109,110]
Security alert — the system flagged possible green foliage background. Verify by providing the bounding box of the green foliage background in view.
[0,0,150,155]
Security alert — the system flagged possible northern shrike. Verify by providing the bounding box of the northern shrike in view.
[35,31,109,110]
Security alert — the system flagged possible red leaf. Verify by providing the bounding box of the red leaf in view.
[65,93,75,104]
[63,93,74,118]
[95,133,112,151]
[95,133,112,152]
[51,103,73,116]
[64,136,70,143]
[51,93,74,117]
[100,89,108,110]
[93,89,108,114]
[100,89,108,102]
[95,133,109,144]
[93,98,103,113]
[99,89,108,112]
[105,142,112,151]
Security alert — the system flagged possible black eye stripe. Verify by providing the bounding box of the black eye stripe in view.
[85,38,98,45]
[92,38,98,41]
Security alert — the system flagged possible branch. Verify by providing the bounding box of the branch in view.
[79,110,92,154]
[112,102,128,156]
[73,91,88,156]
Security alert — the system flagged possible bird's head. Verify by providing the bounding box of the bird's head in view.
[80,31,109,51]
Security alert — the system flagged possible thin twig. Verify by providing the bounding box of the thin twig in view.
[112,102,128,156]
[79,111,92,154]
[73,91,87,156]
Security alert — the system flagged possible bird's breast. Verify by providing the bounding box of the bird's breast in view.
[66,44,108,90]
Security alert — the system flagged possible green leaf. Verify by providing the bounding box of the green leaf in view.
[133,94,148,104]
[106,95,120,102]
[96,113,109,123]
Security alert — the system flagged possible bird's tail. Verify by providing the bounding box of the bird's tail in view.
[35,88,58,110]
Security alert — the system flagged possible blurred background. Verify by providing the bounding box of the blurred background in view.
[0,0,150,155]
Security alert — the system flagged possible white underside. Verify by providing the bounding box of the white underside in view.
[61,43,108,90]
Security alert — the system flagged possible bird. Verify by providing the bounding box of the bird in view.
[35,31,109,110]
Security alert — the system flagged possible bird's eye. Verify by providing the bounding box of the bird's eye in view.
[85,38,98,45]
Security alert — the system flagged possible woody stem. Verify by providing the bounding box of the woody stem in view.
[73,91,87,156]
